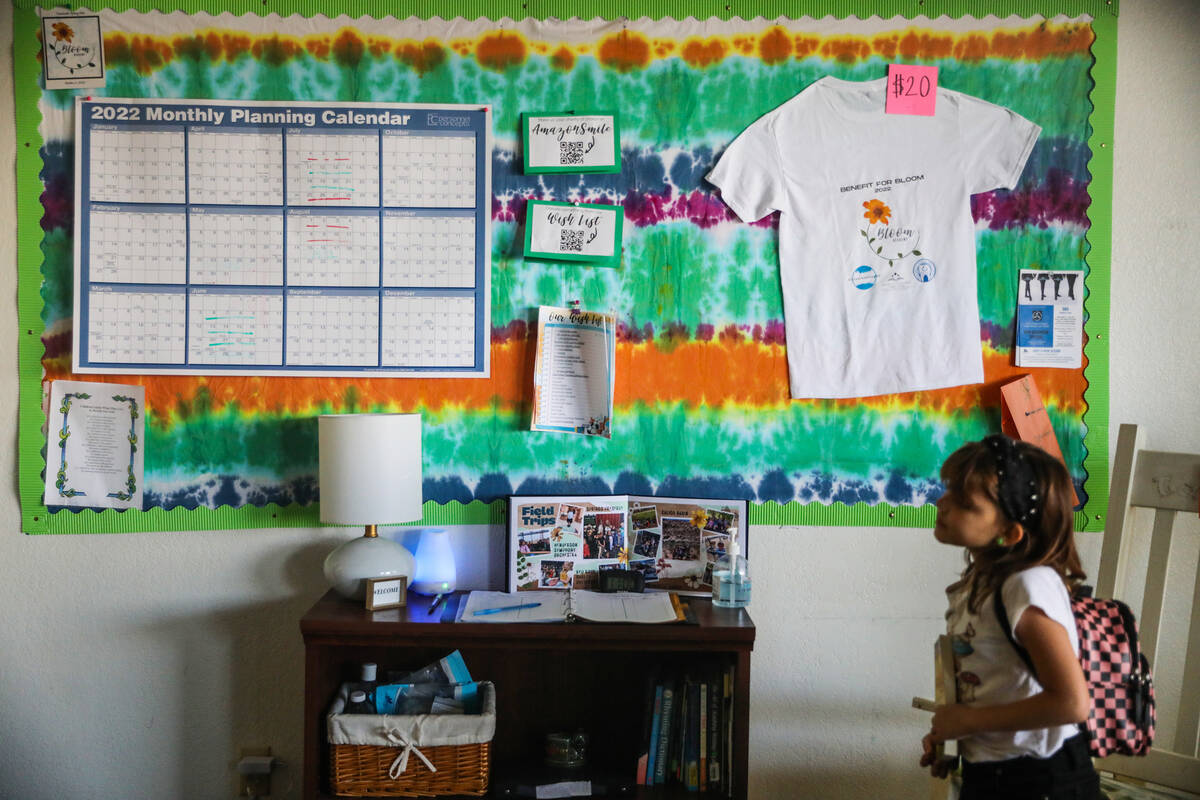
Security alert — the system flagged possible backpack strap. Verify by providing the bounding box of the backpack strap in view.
[992,588,1039,678]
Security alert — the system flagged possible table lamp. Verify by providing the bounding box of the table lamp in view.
[318,413,422,601]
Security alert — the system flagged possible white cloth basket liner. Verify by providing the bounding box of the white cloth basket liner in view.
[327,681,496,747]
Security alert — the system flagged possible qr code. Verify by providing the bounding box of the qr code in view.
[560,140,585,165]
[560,229,585,252]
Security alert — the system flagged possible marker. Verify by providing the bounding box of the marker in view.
[427,593,447,615]
[473,601,542,616]
[912,697,937,712]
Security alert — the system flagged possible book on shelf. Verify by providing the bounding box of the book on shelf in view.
[459,588,685,624]
[699,679,708,788]
[670,677,685,784]
[684,678,701,791]
[723,664,735,797]
[707,672,721,791]
[638,666,737,794]
[637,674,659,785]
[653,681,676,785]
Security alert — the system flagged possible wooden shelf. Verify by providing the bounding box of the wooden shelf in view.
[301,591,755,799]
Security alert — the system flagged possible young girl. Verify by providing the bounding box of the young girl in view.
[919,434,1100,800]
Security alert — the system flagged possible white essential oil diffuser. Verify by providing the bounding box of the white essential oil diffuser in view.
[411,528,457,595]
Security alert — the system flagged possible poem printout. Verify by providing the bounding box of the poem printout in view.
[44,380,145,509]
[530,306,615,438]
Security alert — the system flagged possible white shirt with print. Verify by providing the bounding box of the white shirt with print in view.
[707,76,1040,399]
[946,566,1081,762]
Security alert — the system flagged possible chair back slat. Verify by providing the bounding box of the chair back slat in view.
[1175,552,1200,757]
[1097,424,1144,599]
[1137,508,1175,667]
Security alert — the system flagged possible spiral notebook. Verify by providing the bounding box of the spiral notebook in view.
[459,589,685,624]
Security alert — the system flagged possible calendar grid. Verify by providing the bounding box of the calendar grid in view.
[183,127,191,361]
[286,130,379,207]
[280,132,288,369]
[191,209,285,285]
[189,128,284,206]
[89,206,187,284]
[378,130,385,370]
[189,290,284,365]
[74,98,490,377]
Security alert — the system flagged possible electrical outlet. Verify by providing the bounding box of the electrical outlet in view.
[237,746,273,797]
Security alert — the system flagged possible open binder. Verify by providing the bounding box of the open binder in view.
[459,589,686,624]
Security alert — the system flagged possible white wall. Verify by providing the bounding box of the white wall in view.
[1,3,1197,798]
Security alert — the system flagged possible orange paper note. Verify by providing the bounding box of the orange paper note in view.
[1000,374,1082,507]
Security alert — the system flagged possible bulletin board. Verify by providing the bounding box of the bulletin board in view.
[14,1,1117,535]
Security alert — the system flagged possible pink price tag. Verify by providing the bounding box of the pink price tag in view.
[885,64,938,116]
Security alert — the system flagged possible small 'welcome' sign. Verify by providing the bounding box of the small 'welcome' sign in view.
[522,111,621,174]
[365,576,407,611]
[524,200,624,267]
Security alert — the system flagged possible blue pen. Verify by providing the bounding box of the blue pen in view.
[473,601,542,616]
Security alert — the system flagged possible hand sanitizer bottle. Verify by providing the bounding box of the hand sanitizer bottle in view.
[711,537,751,608]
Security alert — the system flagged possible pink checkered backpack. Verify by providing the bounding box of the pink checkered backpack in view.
[994,585,1155,757]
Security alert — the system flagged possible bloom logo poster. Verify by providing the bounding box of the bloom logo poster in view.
[40,14,105,89]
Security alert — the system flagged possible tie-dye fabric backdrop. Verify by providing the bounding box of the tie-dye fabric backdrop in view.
[15,4,1115,533]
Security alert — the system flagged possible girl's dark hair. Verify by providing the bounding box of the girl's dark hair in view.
[942,437,1086,612]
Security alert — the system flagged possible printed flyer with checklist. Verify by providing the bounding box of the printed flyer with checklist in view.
[530,306,615,438]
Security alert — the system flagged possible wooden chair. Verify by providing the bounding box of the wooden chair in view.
[1094,423,1200,794]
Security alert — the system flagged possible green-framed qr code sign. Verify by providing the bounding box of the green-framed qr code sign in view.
[521,111,622,175]
[523,200,625,267]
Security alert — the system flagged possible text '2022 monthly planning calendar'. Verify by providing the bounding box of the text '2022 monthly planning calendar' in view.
[73,97,491,377]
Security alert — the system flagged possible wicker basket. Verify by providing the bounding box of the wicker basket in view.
[327,681,494,797]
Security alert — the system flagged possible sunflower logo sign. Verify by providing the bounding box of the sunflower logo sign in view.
[859,198,922,266]
[862,198,892,225]
[851,196,932,291]
[41,14,106,88]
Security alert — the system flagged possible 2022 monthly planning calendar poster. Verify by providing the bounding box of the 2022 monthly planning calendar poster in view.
[73,98,491,377]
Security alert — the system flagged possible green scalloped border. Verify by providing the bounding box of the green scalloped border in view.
[14,1,1116,534]
[19,499,505,535]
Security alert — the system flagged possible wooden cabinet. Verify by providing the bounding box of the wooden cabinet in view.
[301,590,755,799]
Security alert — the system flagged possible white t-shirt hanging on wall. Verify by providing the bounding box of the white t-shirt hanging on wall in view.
[707,76,1040,399]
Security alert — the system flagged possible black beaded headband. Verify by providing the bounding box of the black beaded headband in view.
[982,434,1042,528]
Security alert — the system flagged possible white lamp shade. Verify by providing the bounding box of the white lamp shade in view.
[411,528,457,595]
[319,413,423,524]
